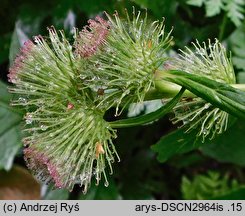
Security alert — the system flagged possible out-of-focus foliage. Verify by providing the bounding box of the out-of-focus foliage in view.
[0,0,245,200]
[43,187,69,200]
[228,24,245,79]
[151,128,202,163]
[201,120,245,166]
[181,171,245,200]
[80,178,121,200]
[0,81,22,170]
[187,0,245,26]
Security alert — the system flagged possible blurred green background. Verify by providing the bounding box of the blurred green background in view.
[0,0,245,200]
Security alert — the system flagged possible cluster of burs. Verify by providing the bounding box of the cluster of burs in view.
[8,9,240,193]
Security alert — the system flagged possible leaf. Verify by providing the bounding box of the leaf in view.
[110,88,185,128]
[228,24,245,73]
[169,152,205,168]
[163,70,245,119]
[234,58,245,71]
[187,0,245,26]
[224,0,245,27]
[9,20,29,67]
[0,165,40,200]
[153,118,245,166]
[205,0,224,17]
[43,186,69,200]
[201,120,245,166]
[187,0,205,7]
[80,178,121,200]
[181,171,242,200]
[212,187,245,200]
[151,128,202,163]
[0,81,23,170]
[0,126,21,170]
[237,73,245,84]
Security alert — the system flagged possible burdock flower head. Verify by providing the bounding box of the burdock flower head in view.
[74,9,173,115]
[8,27,119,192]
[169,39,236,141]
[7,10,179,191]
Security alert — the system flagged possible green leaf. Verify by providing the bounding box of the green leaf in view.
[224,0,245,27]
[0,125,21,171]
[201,120,245,166]
[151,128,202,163]
[9,21,29,67]
[169,152,205,168]
[110,88,185,128]
[187,0,244,26]
[0,81,22,170]
[153,118,245,166]
[80,178,121,200]
[181,171,243,200]
[43,186,69,200]
[234,57,245,71]
[228,24,245,73]
[164,70,245,119]
[205,0,224,17]
[212,187,245,200]
[187,0,205,7]
[237,73,245,84]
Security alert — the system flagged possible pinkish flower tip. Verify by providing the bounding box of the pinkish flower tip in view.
[75,16,110,58]
[8,40,34,83]
[24,147,64,188]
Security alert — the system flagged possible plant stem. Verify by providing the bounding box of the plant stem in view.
[110,88,185,128]
[145,70,245,100]
[144,86,193,100]
[219,15,227,41]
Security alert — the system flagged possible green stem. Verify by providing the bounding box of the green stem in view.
[154,69,245,119]
[219,15,227,41]
[109,88,185,128]
[145,70,245,100]
[109,70,245,128]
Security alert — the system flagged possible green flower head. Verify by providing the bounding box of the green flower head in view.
[172,39,235,84]
[74,9,173,115]
[8,27,119,192]
[170,39,235,141]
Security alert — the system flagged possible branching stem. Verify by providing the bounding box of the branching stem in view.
[145,70,245,100]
